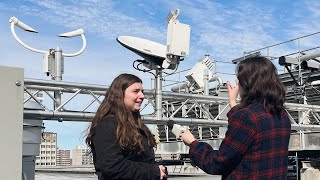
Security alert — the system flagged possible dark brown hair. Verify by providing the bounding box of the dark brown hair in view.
[236,56,286,113]
[86,73,156,153]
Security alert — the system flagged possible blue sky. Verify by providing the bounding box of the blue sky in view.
[1,0,320,150]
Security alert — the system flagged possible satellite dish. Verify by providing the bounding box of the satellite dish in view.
[117,36,166,66]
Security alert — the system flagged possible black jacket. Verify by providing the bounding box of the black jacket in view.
[91,116,160,180]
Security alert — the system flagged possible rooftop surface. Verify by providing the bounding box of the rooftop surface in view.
[35,172,221,180]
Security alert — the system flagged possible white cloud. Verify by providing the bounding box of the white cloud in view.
[185,1,277,60]
[305,0,320,17]
[12,0,165,42]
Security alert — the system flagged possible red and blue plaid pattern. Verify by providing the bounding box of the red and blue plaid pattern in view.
[189,102,291,180]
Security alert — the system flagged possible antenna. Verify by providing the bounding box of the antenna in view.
[9,16,87,110]
[164,8,190,69]
[117,8,190,71]
[9,16,87,78]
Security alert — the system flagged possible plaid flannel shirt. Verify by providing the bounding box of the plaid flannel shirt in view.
[189,102,291,180]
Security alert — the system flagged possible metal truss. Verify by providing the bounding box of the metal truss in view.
[23,78,320,138]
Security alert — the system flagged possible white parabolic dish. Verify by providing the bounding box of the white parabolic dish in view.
[117,36,166,66]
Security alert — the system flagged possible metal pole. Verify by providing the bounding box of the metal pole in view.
[23,109,320,130]
[295,151,299,180]
[155,69,163,120]
[54,47,63,110]
[24,78,107,90]
[203,68,209,96]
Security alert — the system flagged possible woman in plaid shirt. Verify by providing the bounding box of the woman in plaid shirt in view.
[180,56,291,179]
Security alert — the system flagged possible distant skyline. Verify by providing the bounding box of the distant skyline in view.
[1,0,320,150]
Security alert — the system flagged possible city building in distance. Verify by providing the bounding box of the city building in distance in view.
[57,149,72,166]
[35,132,57,166]
[72,145,93,166]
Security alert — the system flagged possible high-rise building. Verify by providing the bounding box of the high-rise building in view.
[56,149,72,166]
[72,145,93,166]
[35,132,57,166]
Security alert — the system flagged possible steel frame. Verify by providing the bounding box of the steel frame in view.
[23,78,320,133]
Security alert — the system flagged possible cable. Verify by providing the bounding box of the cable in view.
[163,64,179,75]
[305,82,320,94]
[132,60,156,77]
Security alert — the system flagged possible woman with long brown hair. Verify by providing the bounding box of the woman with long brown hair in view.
[180,56,291,179]
[86,73,166,180]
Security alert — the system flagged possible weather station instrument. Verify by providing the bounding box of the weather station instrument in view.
[116,8,191,121]
[9,16,87,110]
[117,8,190,71]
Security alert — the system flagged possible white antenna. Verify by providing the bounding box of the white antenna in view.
[9,16,87,110]
[164,8,190,69]
[9,16,87,77]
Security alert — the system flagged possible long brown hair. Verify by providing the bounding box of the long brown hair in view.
[236,56,286,113]
[86,73,156,153]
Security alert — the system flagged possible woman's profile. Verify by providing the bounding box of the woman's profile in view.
[86,73,166,180]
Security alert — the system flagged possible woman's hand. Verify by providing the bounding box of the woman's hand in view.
[179,130,196,145]
[227,80,239,108]
[159,165,166,180]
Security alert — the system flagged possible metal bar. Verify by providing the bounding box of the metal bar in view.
[295,152,299,180]
[299,109,311,124]
[44,91,67,111]
[24,80,320,111]
[285,102,320,112]
[23,110,91,121]
[194,102,214,119]
[210,128,222,138]
[162,91,229,102]
[165,126,169,142]
[23,109,228,125]
[162,104,172,116]
[182,103,197,117]
[169,99,190,118]
[25,85,106,95]
[190,107,200,118]
[140,101,150,112]
[24,78,108,91]
[23,79,320,112]
[23,89,39,104]
[246,31,320,54]
[26,85,68,91]
[88,91,102,104]
[24,88,49,111]
[24,110,320,131]
[285,66,299,86]
[213,103,230,121]
[155,69,163,120]
[81,95,101,112]
[285,109,298,124]
[54,89,82,111]
[162,68,191,77]
[162,80,189,88]
[144,95,156,107]
[311,111,320,123]
[266,46,320,61]
[24,110,320,130]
